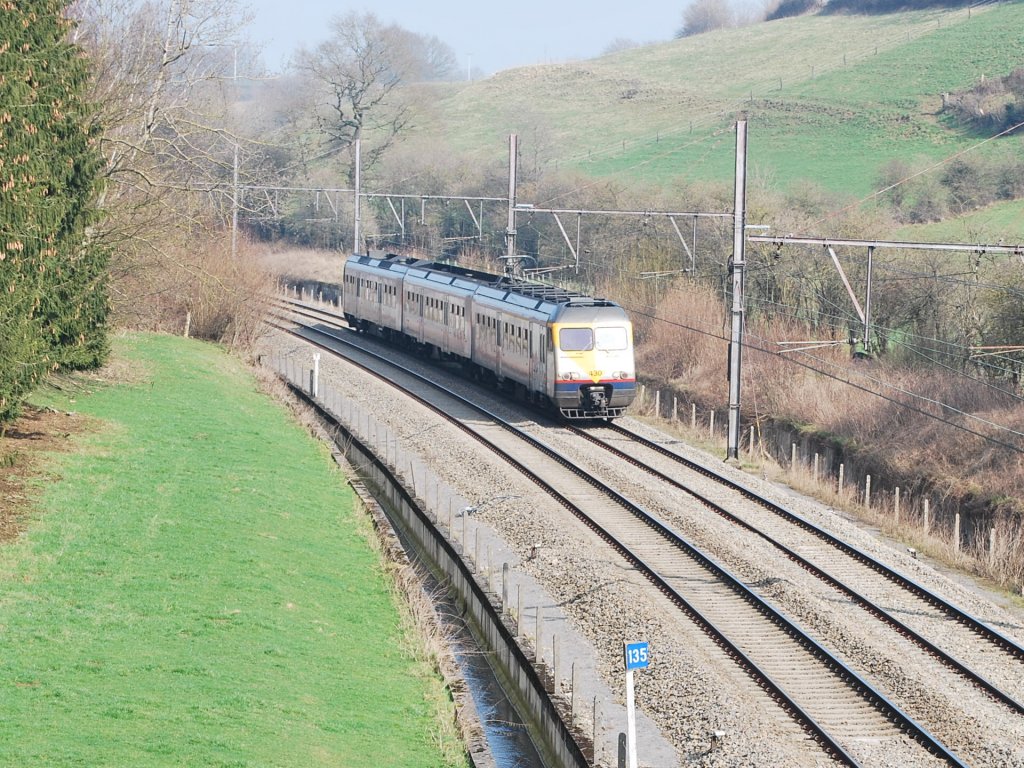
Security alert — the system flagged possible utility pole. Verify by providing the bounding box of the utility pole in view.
[863,245,874,353]
[504,134,518,274]
[231,46,239,259]
[353,138,362,254]
[727,118,748,461]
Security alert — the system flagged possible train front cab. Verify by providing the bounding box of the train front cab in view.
[551,305,636,419]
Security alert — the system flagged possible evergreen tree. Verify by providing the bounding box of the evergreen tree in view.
[0,1,106,420]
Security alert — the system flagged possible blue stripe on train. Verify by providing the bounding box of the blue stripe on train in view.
[554,381,637,392]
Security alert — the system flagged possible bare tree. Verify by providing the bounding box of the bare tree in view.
[71,0,252,207]
[390,29,458,82]
[676,0,735,37]
[294,12,457,187]
[68,0,275,335]
[602,38,644,55]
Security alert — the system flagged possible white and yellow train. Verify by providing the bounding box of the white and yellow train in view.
[342,252,637,419]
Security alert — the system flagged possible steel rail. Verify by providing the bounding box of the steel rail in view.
[570,424,1024,716]
[605,421,1024,662]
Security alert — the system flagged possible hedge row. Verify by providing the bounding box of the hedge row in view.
[0,1,108,421]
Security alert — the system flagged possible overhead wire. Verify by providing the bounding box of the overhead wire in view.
[627,298,1024,452]
[610,274,1024,453]
[740,265,1024,398]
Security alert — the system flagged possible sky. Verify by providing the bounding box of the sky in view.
[246,1,683,77]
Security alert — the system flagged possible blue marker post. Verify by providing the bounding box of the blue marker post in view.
[623,641,649,768]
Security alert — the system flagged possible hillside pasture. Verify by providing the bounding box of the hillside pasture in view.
[408,3,1024,203]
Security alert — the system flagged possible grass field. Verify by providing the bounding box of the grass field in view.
[897,197,1024,241]
[0,334,463,767]
[410,2,1024,204]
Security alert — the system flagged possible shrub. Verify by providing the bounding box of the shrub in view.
[111,234,275,354]
[766,0,823,21]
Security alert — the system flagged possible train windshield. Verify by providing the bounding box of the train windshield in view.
[559,328,593,351]
[595,327,629,351]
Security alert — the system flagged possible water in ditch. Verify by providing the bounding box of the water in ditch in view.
[441,595,548,768]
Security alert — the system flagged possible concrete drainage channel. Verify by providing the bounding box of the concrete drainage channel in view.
[286,380,592,768]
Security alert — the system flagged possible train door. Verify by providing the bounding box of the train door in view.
[416,291,424,341]
[406,289,424,342]
[545,326,556,399]
[529,321,545,396]
[494,313,504,380]
[442,299,451,354]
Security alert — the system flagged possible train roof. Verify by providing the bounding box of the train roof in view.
[348,251,618,309]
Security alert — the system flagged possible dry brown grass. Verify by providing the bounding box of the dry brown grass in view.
[0,407,95,543]
[780,456,1024,596]
[251,243,347,283]
[636,285,728,386]
[641,281,1022,497]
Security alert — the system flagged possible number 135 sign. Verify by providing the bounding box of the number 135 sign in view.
[623,641,650,671]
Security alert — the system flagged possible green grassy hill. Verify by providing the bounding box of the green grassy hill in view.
[407,2,1024,235]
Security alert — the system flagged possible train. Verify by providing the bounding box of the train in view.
[341,251,637,419]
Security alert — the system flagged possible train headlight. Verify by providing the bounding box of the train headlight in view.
[563,371,579,381]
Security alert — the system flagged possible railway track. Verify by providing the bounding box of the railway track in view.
[567,422,1024,714]
[263,297,1016,766]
